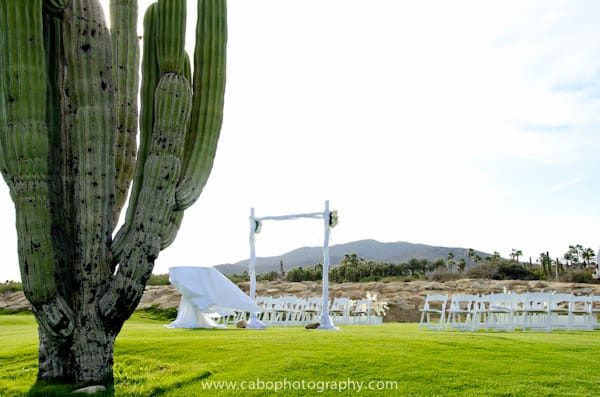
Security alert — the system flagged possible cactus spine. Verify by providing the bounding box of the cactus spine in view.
[0,0,227,386]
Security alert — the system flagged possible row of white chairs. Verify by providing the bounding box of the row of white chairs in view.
[419,292,600,332]
[249,296,378,326]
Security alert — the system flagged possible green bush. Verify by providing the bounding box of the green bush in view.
[495,263,537,280]
[227,273,249,284]
[359,275,383,282]
[429,269,462,282]
[0,308,31,315]
[146,274,170,286]
[464,262,538,280]
[0,281,23,293]
[464,263,497,279]
[257,271,280,281]
[136,305,178,321]
[559,269,598,284]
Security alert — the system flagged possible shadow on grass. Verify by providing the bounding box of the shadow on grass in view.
[28,370,212,396]
[149,371,212,396]
[28,381,114,397]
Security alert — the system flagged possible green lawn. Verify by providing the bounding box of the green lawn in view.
[1,313,599,396]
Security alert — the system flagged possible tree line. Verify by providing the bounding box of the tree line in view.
[247,243,599,284]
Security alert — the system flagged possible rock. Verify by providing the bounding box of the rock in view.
[72,385,107,394]
[0,291,31,312]
[287,284,308,293]
[529,281,548,289]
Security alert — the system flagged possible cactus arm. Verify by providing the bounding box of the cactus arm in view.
[1,0,74,339]
[0,26,9,190]
[112,3,159,260]
[42,0,69,16]
[44,11,77,304]
[101,73,191,323]
[113,1,192,257]
[61,0,115,301]
[175,0,227,210]
[156,0,186,75]
[111,0,140,226]
[183,51,192,81]
[3,0,51,300]
[160,209,184,249]
[157,53,189,249]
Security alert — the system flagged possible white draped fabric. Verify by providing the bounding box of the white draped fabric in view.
[166,266,260,329]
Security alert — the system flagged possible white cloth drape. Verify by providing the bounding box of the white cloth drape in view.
[166,266,260,329]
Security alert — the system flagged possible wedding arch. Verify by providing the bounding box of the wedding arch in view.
[247,200,339,330]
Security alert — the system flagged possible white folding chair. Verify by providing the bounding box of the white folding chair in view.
[592,295,600,330]
[286,296,307,326]
[447,294,479,331]
[329,297,351,325]
[255,296,274,324]
[418,294,448,330]
[265,296,292,326]
[513,292,551,332]
[570,295,594,330]
[478,293,514,331]
[300,297,322,324]
[351,299,373,325]
[548,293,572,330]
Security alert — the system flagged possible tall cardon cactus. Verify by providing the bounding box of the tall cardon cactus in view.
[0,0,226,388]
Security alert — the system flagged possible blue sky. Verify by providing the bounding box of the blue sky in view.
[1,0,600,281]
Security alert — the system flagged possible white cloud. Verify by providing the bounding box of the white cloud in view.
[544,176,583,193]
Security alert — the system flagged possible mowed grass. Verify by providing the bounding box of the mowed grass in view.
[1,313,599,396]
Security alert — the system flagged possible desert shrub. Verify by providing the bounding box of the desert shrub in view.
[0,307,31,314]
[463,262,538,280]
[146,273,170,286]
[359,275,383,282]
[228,273,249,284]
[137,305,178,321]
[559,269,598,284]
[0,281,23,293]
[531,268,547,280]
[257,271,280,281]
[464,263,497,279]
[495,263,538,280]
[429,269,461,282]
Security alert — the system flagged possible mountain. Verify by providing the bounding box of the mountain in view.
[214,239,491,275]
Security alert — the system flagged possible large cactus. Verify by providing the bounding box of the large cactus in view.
[0,0,226,387]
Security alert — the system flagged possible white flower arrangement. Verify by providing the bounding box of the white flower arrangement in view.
[352,291,389,316]
[367,291,389,316]
[328,210,339,228]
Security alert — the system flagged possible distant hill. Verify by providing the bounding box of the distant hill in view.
[215,239,491,275]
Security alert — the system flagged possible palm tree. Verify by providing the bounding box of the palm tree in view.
[511,249,523,264]
[582,247,596,268]
[564,244,584,268]
[467,248,475,260]
[446,252,456,272]
[457,258,466,273]
[563,251,574,267]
